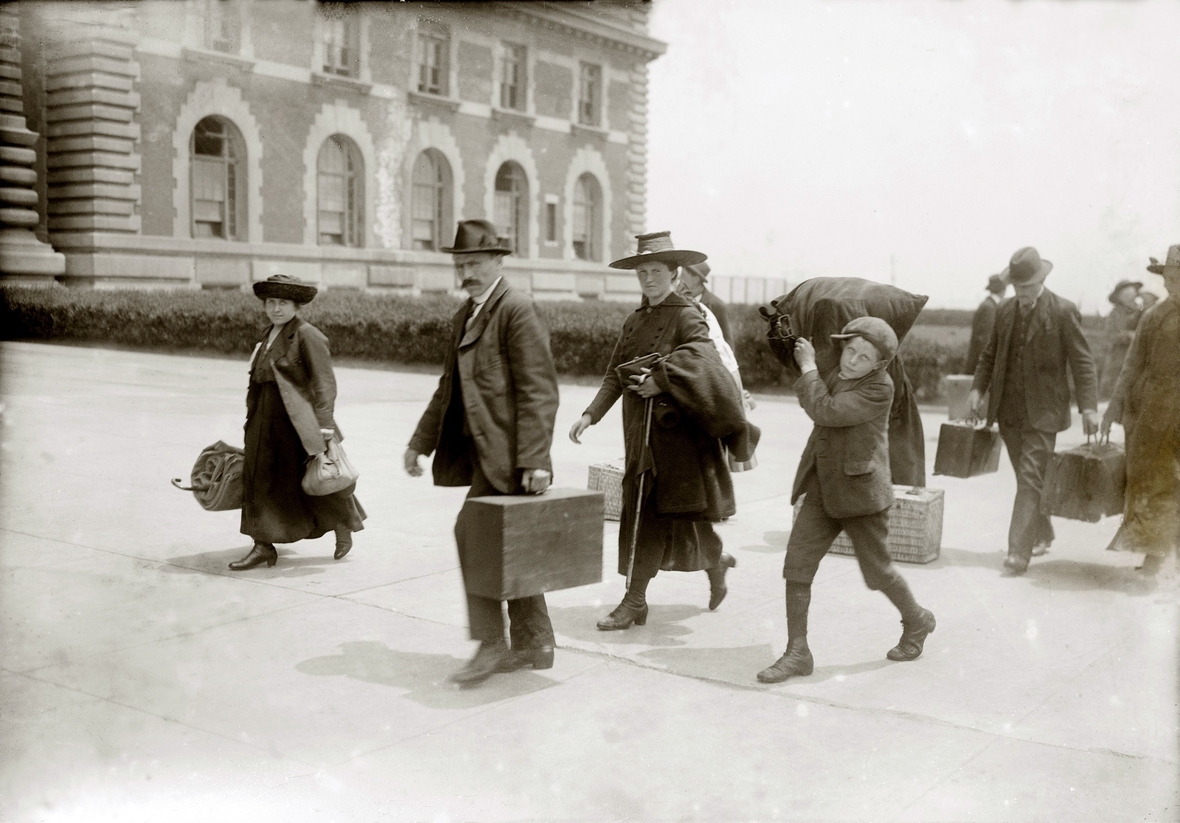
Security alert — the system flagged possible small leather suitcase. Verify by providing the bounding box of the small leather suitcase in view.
[933,421,1003,478]
[792,486,944,564]
[1041,440,1126,522]
[463,488,604,600]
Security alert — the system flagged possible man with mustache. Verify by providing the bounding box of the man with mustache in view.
[405,219,560,686]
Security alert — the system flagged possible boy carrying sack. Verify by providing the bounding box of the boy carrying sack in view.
[758,316,936,684]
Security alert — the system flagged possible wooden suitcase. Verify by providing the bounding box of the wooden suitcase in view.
[1041,441,1126,523]
[463,488,604,600]
[792,486,944,564]
[933,421,1003,478]
[587,458,625,521]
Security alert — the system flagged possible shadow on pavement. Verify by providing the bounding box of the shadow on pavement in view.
[549,603,706,647]
[639,643,780,686]
[296,640,556,707]
[920,545,1003,571]
[162,546,332,578]
[737,530,790,554]
[1024,559,1160,595]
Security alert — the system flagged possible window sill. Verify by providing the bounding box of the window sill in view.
[182,47,255,72]
[408,90,461,113]
[571,122,609,140]
[312,72,373,95]
[491,107,536,129]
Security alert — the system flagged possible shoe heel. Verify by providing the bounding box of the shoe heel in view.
[266,556,277,567]
[634,605,648,626]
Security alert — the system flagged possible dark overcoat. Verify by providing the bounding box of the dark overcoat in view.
[965,294,1000,377]
[584,292,748,574]
[791,367,895,519]
[972,287,1098,432]
[1099,302,1142,399]
[240,316,364,544]
[409,279,559,494]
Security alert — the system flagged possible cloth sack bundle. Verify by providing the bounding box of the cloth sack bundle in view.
[172,441,245,511]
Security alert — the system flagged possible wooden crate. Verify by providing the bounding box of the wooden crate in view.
[463,488,604,600]
[792,486,944,564]
[587,458,625,521]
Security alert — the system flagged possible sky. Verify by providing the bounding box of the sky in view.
[645,0,1180,311]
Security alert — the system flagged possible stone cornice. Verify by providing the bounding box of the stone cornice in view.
[498,2,666,61]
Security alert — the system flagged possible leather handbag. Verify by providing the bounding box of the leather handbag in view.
[172,441,245,511]
[614,352,664,386]
[302,439,359,496]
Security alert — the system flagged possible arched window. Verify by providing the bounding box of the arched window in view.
[494,161,528,256]
[411,150,452,251]
[317,135,364,247]
[573,172,602,261]
[191,116,246,240]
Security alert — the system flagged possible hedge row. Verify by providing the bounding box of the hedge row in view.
[0,286,976,399]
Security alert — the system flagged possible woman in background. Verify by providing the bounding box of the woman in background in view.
[230,274,365,570]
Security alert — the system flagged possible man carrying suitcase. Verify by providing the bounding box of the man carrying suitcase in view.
[969,247,1100,575]
[405,219,560,685]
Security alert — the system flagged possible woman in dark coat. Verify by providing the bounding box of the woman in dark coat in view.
[569,232,753,630]
[1102,249,1180,578]
[229,274,365,570]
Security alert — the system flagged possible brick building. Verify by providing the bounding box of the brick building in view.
[0,0,665,300]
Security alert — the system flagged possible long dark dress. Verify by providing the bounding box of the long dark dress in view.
[583,293,742,582]
[240,337,365,544]
[1106,297,1180,556]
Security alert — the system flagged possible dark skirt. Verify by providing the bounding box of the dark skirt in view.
[240,381,365,544]
[616,475,722,580]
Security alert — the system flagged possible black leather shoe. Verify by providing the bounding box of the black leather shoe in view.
[887,609,936,661]
[333,530,353,560]
[757,642,814,683]
[1003,554,1030,575]
[706,552,737,611]
[596,601,648,631]
[450,640,509,686]
[228,543,277,570]
[497,645,555,672]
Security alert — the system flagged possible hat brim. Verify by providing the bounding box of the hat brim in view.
[1146,263,1179,274]
[609,249,707,270]
[253,282,318,303]
[1002,258,1053,285]
[1107,281,1143,302]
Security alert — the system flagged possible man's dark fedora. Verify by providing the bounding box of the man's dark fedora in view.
[253,274,318,304]
[986,273,1008,293]
[609,231,706,270]
[441,219,513,255]
[1002,246,1053,286]
[683,261,711,281]
[1107,279,1142,304]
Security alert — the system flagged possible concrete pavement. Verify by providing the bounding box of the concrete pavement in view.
[0,340,1176,822]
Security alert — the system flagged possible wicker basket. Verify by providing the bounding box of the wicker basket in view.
[791,485,944,564]
[587,458,625,521]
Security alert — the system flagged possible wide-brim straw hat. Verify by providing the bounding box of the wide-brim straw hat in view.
[1002,246,1053,286]
[1107,279,1142,303]
[253,274,318,304]
[441,219,513,255]
[1146,244,1180,274]
[609,231,706,270]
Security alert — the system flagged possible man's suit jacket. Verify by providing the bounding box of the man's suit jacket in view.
[409,279,559,494]
[790,367,895,520]
[699,289,733,347]
[965,295,1000,376]
[972,287,1097,433]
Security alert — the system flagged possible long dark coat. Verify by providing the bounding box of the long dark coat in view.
[972,288,1098,432]
[584,293,747,577]
[966,294,1001,376]
[1099,302,1142,399]
[1105,297,1180,555]
[241,317,365,544]
[408,278,559,493]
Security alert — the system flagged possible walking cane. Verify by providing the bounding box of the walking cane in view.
[625,395,655,591]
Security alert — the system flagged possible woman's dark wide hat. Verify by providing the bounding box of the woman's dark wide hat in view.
[441,219,513,255]
[609,231,707,270]
[1107,279,1142,304]
[1002,246,1053,286]
[253,274,318,304]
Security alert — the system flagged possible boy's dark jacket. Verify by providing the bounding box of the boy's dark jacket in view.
[791,366,895,519]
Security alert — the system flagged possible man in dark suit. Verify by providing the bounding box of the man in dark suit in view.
[969,247,1100,575]
[681,262,733,347]
[965,272,1008,376]
[405,219,560,686]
